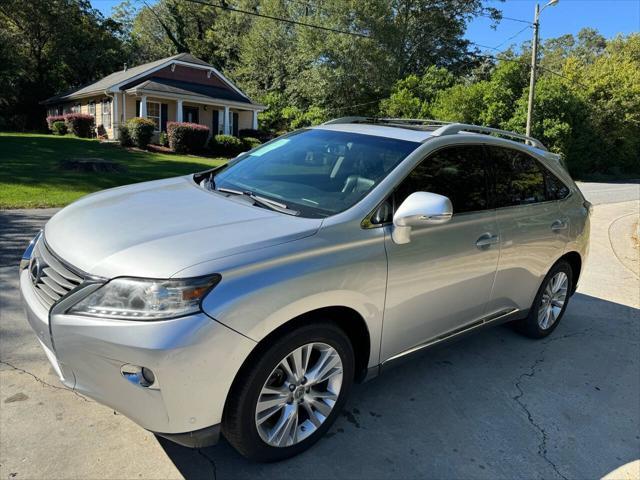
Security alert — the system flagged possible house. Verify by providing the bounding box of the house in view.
[42,53,264,140]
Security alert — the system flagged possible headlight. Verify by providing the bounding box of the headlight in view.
[20,230,43,270]
[68,275,221,321]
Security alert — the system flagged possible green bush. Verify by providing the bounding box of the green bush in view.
[212,134,244,156]
[159,131,169,147]
[127,117,155,149]
[51,121,67,135]
[118,124,131,147]
[64,113,94,138]
[242,136,261,150]
[167,122,209,153]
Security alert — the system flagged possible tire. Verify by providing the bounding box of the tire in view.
[222,321,355,462]
[514,260,573,339]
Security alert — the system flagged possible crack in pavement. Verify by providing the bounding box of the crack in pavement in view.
[197,448,218,480]
[511,329,592,480]
[0,360,93,403]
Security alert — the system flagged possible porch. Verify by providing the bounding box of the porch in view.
[114,78,262,140]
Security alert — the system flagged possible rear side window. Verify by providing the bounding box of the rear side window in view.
[394,145,488,214]
[486,146,553,207]
[545,170,571,200]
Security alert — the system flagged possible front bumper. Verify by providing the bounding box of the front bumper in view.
[19,268,256,443]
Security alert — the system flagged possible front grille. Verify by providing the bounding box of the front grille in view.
[29,240,84,309]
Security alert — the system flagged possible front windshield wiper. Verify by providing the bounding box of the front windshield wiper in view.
[217,187,299,216]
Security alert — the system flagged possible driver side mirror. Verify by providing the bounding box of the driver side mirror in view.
[392,192,453,244]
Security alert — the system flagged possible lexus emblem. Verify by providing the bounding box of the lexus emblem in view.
[29,257,42,285]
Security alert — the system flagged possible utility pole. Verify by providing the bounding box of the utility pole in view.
[526,0,559,138]
[525,3,540,138]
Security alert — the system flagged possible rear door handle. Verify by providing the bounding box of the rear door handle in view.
[476,233,500,248]
[551,220,568,231]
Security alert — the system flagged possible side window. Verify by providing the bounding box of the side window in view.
[544,170,570,200]
[394,145,488,214]
[486,146,546,207]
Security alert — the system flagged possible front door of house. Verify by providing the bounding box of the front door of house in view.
[183,106,199,124]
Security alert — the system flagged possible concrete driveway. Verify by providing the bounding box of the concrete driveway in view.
[1,183,638,479]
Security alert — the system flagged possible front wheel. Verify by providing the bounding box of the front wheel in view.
[514,260,573,339]
[222,322,355,462]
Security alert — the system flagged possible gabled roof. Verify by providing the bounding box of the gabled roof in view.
[42,53,252,105]
[126,78,252,104]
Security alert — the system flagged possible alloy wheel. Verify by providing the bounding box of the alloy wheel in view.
[255,342,343,448]
[538,271,569,330]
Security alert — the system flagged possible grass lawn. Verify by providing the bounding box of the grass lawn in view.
[0,133,227,208]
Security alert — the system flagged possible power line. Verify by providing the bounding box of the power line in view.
[491,24,532,51]
[179,0,370,38]
[477,12,533,25]
[152,0,582,95]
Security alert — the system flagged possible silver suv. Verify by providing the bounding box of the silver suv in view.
[20,118,590,461]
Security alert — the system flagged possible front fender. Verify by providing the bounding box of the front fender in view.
[188,225,388,368]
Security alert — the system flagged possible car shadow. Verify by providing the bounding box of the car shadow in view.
[156,292,640,480]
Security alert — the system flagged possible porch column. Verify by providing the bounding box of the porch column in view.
[140,95,147,118]
[122,92,126,124]
[112,94,119,138]
[177,99,183,122]
[223,105,230,135]
[252,110,258,130]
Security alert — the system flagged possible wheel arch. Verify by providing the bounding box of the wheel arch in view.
[559,251,582,295]
[222,306,372,421]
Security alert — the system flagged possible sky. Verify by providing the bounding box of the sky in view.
[91,0,639,52]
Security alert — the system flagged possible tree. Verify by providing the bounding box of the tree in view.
[0,0,126,130]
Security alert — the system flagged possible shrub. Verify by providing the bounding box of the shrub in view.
[167,122,210,153]
[127,117,155,149]
[64,113,94,138]
[46,115,66,131]
[118,124,131,147]
[242,136,261,150]
[239,128,273,143]
[212,134,244,156]
[159,131,169,147]
[51,121,67,136]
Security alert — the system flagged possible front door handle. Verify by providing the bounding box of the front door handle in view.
[551,220,568,231]
[476,233,500,248]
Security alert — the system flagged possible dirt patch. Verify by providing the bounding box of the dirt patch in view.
[59,158,127,173]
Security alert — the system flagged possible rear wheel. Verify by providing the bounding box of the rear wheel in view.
[223,322,354,462]
[514,260,573,339]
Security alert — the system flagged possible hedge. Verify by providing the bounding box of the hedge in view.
[64,113,94,138]
[242,136,262,150]
[127,117,155,149]
[46,115,66,131]
[118,124,131,147]
[211,134,244,156]
[239,128,273,143]
[51,121,67,136]
[167,122,209,153]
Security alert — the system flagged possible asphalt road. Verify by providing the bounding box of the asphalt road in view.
[1,183,638,480]
[576,180,639,205]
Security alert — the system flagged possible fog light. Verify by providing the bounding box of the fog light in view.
[121,364,158,389]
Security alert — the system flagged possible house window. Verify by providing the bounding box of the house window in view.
[102,99,111,127]
[88,101,96,116]
[72,103,81,113]
[147,101,161,132]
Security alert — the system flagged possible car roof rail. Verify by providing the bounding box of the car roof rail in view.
[323,117,454,128]
[322,117,547,151]
[431,123,547,151]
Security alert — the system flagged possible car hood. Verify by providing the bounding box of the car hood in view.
[44,176,322,278]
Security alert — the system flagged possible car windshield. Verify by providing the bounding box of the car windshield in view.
[211,129,420,218]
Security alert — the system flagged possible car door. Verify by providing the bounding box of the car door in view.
[381,145,500,361]
[483,145,569,315]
